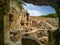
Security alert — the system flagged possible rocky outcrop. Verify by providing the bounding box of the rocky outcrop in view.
[30,16,58,29]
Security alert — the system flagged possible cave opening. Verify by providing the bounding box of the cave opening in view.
[22,2,59,45]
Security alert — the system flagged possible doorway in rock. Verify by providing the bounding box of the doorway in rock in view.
[22,37,41,45]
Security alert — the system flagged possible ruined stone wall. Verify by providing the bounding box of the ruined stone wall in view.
[10,8,31,30]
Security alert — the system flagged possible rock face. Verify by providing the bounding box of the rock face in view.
[4,0,24,45]
[23,0,59,5]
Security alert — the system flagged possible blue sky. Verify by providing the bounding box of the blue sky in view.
[23,2,56,16]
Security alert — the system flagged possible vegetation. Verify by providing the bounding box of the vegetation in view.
[10,0,24,10]
[40,13,58,18]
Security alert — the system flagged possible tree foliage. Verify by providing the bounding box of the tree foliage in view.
[10,0,24,10]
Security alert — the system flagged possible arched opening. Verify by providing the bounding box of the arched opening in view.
[22,38,40,45]
[22,36,41,45]
[22,2,59,45]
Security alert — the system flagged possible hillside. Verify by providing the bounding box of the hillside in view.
[40,13,58,18]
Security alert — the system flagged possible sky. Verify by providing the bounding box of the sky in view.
[23,2,56,16]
